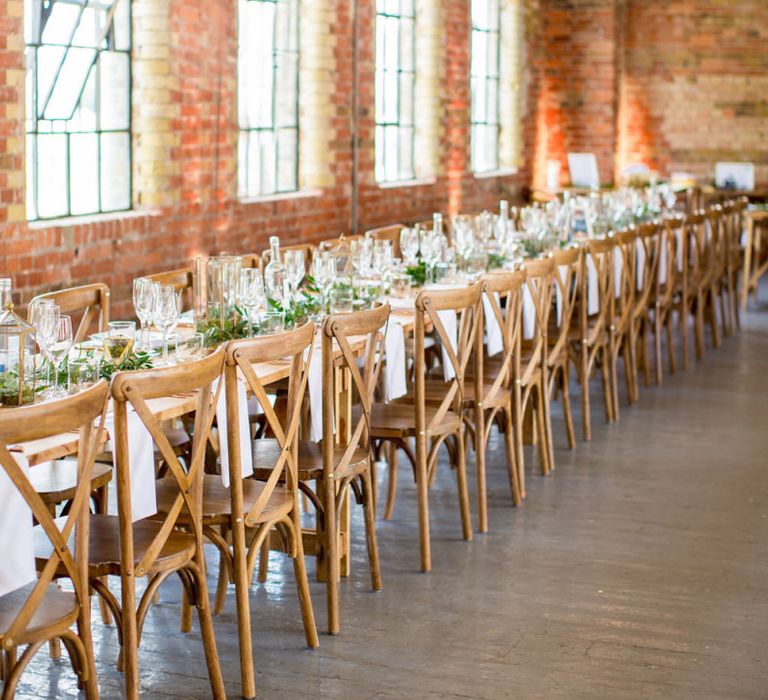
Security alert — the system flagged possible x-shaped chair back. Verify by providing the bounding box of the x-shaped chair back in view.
[613,230,637,332]
[366,225,406,258]
[0,380,108,646]
[659,217,684,302]
[32,283,110,343]
[521,258,554,385]
[550,247,581,365]
[110,348,225,577]
[322,304,390,473]
[414,282,482,432]
[225,323,314,527]
[480,270,525,401]
[684,212,709,293]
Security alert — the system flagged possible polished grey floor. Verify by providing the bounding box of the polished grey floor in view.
[19,302,768,699]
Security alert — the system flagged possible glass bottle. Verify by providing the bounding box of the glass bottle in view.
[264,236,287,303]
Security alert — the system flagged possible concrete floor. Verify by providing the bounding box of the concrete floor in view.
[18,301,768,699]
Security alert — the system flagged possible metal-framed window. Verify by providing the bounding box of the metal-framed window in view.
[238,0,300,198]
[471,0,501,173]
[374,0,415,183]
[24,0,132,221]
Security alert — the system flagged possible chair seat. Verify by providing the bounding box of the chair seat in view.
[35,514,196,578]
[251,439,369,482]
[95,426,190,465]
[156,475,294,527]
[364,402,461,439]
[0,582,77,643]
[30,459,112,505]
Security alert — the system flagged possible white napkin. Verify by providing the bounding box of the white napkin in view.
[522,285,536,340]
[482,291,504,357]
[636,238,646,291]
[216,378,254,488]
[383,320,407,401]
[659,242,668,285]
[0,451,35,596]
[555,265,568,325]
[307,344,324,442]
[106,410,157,522]
[586,254,600,314]
[436,309,458,381]
[614,251,623,298]
[676,229,684,272]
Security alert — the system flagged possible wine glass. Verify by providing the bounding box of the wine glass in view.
[153,285,180,366]
[30,301,59,397]
[133,278,155,351]
[312,251,334,308]
[48,315,73,398]
[238,268,266,336]
[284,250,306,301]
[351,238,373,276]
[400,227,420,266]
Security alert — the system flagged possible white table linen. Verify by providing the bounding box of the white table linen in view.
[0,451,35,596]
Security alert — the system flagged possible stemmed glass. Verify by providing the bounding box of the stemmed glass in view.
[238,268,266,336]
[284,250,306,301]
[153,285,180,366]
[312,251,334,309]
[133,278,155,351]
[48,315,73,398]
[400,227,420,267]
[29,300,59,397]
[421,230,446,284]
[351,238,373,276]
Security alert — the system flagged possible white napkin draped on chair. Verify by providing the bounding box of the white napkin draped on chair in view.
[0,451,35,596]
[383,319,407,402]
[105,410,157,522]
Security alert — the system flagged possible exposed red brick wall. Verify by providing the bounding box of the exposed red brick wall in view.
[617,0,768,185]
[0,0,765,316]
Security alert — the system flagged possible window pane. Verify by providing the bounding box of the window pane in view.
[26,0,131,220]
[375,3,415,182]
[471,0,500,173]
[69,132,99,215]
[238,0,300,196]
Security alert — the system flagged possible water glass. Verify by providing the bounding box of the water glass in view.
[153,285,181,365]
[177,332,205,362]
[260,311,284,335]
[390,272,411,299]
[330,287,353,314]
[133,278,155,351]
[239,268,266,335]
[68,356,99,393]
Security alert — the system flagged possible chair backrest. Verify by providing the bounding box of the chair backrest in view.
[366,224,405,258]
[480,270,525,401]
[32,283,110,343]
[414,218,451,244]
[549,247,582,366]
[322,304,390,477]
[683,211,709,290]
[0,380,108,646]
[261,243,316,268]
[659,217,684,300]
[705,205,726,279]
[582,237,614,346]
[414,282,482,431]
[110,348,225,576]
[521,258,554,383]
[240,254,261,270]
[224,323,314,527]
[724,198,747,273]
[144,268,194,311]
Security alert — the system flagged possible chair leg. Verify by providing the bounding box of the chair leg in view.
[77,586,99,698]
[213,525,230,615]
[654,309,664,385]
[289,508,319,647]
[361,469,382,590]
[180,585,193,634]
[502,405,521,505]
[474,406,488,534]
[93,485,113,626]
[120,571,140,700]
[257,530,270,584]
[680,303,690,370]
[383,443,398,521]
[580,348,592,442]
[541,374,555,474]
[231,518,256,699]
[560,365,576,450]
[188,558,226,700]
[415,432,431,573]
[323,472,340,634]
[454,427,473,542]
[694,295,705,359]
[600,347,614,424]
[533,387,549,476]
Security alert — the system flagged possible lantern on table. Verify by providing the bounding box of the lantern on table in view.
[0,278,37,407]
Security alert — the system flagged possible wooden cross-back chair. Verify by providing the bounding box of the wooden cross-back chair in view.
[654,216,686,382]
[144,267,194,312]
[3,381,108,699]
[469,270,524,531]
[548,247,582,450]
[725,197,747,331]
[261,242,316,268]
[683,211,718,362]
[369,283,481,572]
[317,304,389,633]
[88,349,226,700]
[571,238,616,441]
[194,324,317,699]
[31,283,109,343]
[706,206,730,342]
[517,258,555,493]
[608,230,639,417]
[365,224,405,258]
[630,221,662,392]
[240,253,261,270]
